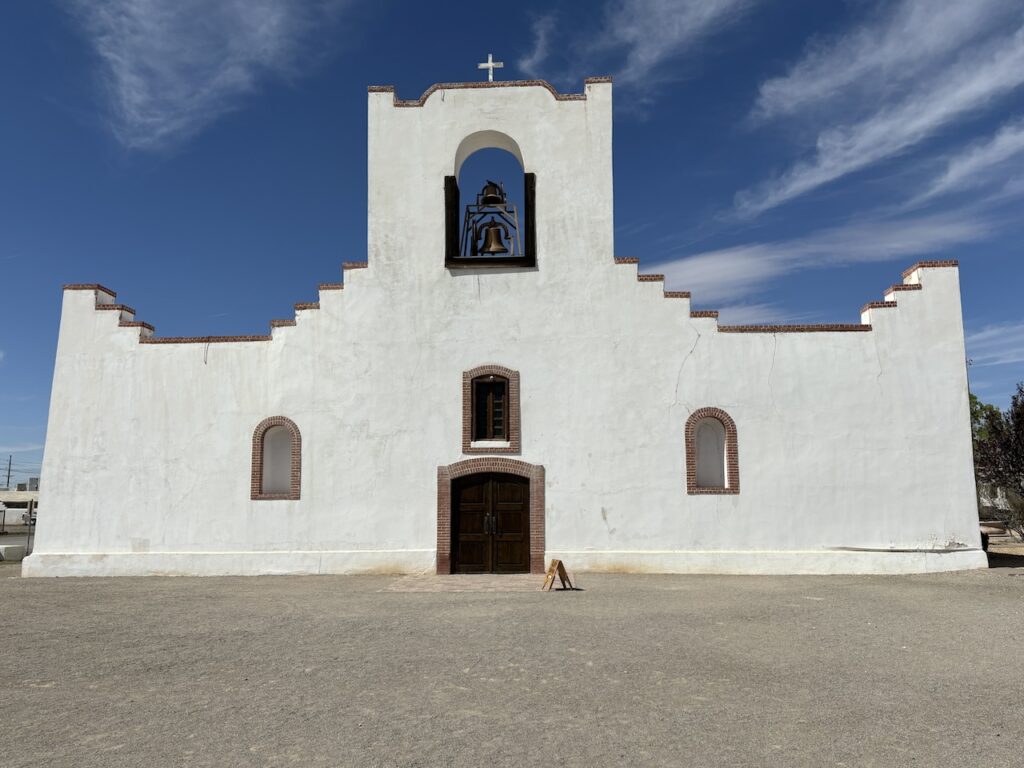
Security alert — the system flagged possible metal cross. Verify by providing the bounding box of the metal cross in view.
[477,53,504,82]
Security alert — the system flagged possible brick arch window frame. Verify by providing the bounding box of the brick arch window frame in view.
[251,416,302,500]
[685,407,740,495]
[462,364,521,454]
[436,457,545,575]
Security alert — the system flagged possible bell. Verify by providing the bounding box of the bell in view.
[479,222,509,255]
[480,180,505,206]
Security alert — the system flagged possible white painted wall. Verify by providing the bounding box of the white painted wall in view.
[25,80,985,576]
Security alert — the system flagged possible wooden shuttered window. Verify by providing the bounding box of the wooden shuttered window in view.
[472,376,508,441]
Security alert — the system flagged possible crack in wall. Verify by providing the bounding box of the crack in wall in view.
[673,331,701,411]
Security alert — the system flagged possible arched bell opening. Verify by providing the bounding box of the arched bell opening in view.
[445,133,536,269]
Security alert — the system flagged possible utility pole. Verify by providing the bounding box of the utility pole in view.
[4,455,10,490]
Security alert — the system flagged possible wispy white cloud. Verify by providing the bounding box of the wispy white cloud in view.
[753,0,1017,122]
[737,26,1024,216]
[67,0,347,151]
[0,350,5,364]
[737,1,1024,216]
[658,211,989,303]
[967,321,1024,367]
[519,14,556,79]
[913,117,1024,203]
[597,0,755,87]
[520,0,756,91]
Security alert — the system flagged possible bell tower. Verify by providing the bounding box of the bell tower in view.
[365,76,614,283]
[446,177,532,268]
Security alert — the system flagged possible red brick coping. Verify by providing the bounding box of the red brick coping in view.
[901,260,958,278]
[119,320,155,332]
[861,300,897,314]
[250,416,301,501]
[462,365,521,455]
[436,458,546,575]
[369,77,611,107]
[685,408,740,495]
[718,324,872,333]
[63,283,116,297]
[141,336,271,344]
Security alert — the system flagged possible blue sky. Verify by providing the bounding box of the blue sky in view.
[2,0,1023,487]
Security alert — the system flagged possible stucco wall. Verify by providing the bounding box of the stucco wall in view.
[24,80,985,576]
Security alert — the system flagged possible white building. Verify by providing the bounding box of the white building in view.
[24,77,986,577]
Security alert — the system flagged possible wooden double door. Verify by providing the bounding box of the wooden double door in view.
[451,473,530,573]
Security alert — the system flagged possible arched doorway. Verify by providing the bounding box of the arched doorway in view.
[437,458,545,574]
[451,473,529,574]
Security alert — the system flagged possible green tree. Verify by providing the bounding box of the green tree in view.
[970,393,1001,442]
[973,383,1024,538]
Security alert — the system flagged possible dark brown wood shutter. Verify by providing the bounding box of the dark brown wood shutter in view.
[473,377,508,440]
[445,175,460,263]
[523,172,536,267]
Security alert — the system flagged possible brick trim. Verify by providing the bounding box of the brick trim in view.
[319,283,344,291]
[64,283,116,297]
[96,303,136,315]
[691,310,719,319]
[861,300,897,313]
[250,416,302,500]
[614,257,639,264]
[462,365,521,454]
[342,262,368,271]
[901,259,958,278]
[887,283,922,293]
[436,458,546,575]
[664,291,691,299]
[685,408,739,495]
[718,324,871,333]
[119,320,154,331]
[142,335,271,344]
[294,302,319,311]
[637,274,664,282]
[370,78,609,108]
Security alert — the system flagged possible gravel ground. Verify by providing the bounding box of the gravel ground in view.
[2,558,1023,768]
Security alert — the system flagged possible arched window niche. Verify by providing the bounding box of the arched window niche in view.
[251,416,302,500]
[463,365,521,454]
[685,408,740,495]
[445,131,536,269]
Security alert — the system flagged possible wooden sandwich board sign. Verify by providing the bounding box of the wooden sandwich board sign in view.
[541,559,574,591]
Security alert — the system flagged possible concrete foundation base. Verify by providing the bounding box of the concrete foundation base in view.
[553,548,990,574]
[21,547,989,577]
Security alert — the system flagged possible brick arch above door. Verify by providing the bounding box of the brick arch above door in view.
[437,457,545,575]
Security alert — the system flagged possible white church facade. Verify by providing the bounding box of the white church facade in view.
[25,76,987,577]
